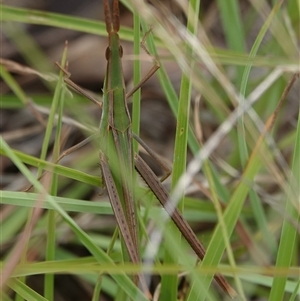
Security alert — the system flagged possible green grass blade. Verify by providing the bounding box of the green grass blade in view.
[0,147,101,186]
[0,68,33,106]
[7,279,48,301]
[288,279,300,301]
[131,10,141,152]
[236,3,284,294]
[269,109,300,300]
[216,0,245,87]
[1,5,133,41]
[160,0,201,299]
[0,191,112,215]
[44,43,68,301]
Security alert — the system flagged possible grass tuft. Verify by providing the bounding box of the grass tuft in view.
[1,0,299,300]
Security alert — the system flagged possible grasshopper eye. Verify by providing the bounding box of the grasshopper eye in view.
[105,47,110,60]
[119,45,123,58]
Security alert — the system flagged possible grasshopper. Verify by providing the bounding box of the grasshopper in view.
[56,0,237,298]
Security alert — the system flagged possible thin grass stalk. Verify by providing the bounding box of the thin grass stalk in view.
[238,2,283,255]
[160,0,201,299]
[269,99,300,301]
[131,10,141,152]
[44,45,68,301]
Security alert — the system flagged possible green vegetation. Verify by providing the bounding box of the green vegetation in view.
[1,1,299,300]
